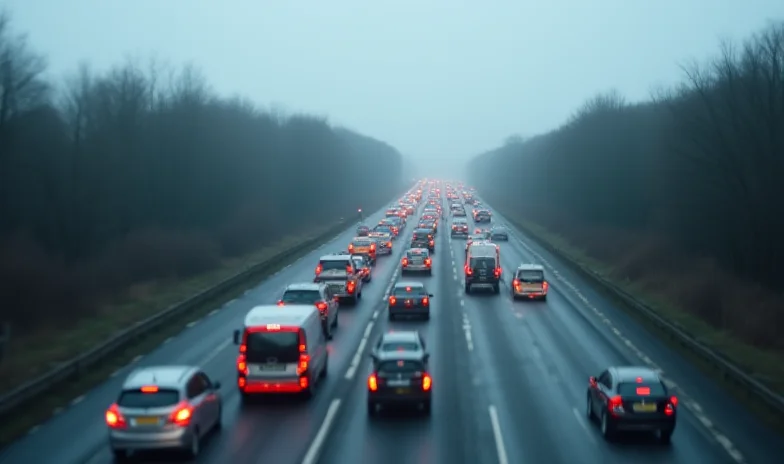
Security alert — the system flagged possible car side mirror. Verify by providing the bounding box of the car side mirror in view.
[428,293,434,297]
[213,381,222,390]
[589,376,597,386]
[233,330,241,345]
[423,352,430,361]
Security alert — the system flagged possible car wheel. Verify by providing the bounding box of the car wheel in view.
[540,295,548,302]
[320,356,328,378]
[214,404,223,431]
[184,428,200,458]
[427,269,432,276]
[111,450,128,462]
[325,323,333,340]
[600,412,614,441]
[423,312,430,321]
[331,311,338,328]
[464,283,471,293]
[493,283,500,294]
[658,429,672,444]
[367,401,378,416]
[586,394,594,421]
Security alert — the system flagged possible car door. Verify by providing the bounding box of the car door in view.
[186,373,210,433]
[593,370,612,410]
[198,372,221,425]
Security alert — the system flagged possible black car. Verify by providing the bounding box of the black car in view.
[388,281,433,320]
[489,226,508,241]
[587,366,678,443]
[367,351,432,416]
[356,225,370,236]
[411,228,435,252]
[474,209,492,223]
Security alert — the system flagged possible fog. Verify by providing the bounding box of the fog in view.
[6,0,783,177]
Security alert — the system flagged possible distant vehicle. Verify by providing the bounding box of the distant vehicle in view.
[465,242,501,294]
[106,365,222,460]
[313,254,363,304]
[278,282,340,337]
[388,281,433,321]
[587,366,678,443]
[489,226,508,241]
[511,264,548,301]
[401,248,432,276]
[367,350,432,416]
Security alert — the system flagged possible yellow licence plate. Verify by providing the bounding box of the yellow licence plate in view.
[633,403,657,413]
[355,247,369,253]
[135,416,159,425]
[395,388,410,394]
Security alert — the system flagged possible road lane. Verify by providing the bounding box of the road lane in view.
[0,200,410,464]
[463,202,784,463]
[315,218,493,464]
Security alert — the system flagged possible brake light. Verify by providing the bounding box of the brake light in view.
[105,403,126,428]
[665,396,678,416]
[368,373,378,391]
[465,265,473,276]
[316,302,328,313]
[386,241,392,247]
[636,387,651,396]
[370,243,376,250]
[422,297,429,306]
[608,395,624,415]
[422,374,432,391]
[277,300,285,306]
[298,353,310,374]
[542,281,549,293]
[315,264,322,274]
[298,329,307,353]
[670,395,678,407]
[237,353,247,373]
[140,385,158,393]
[347,280,356,293]
[402,257,408,267]
[513,279,520,287]
[494,267,501,278]
[169,401,194,426]
[389,296,397,305]
[424,257,431,267]
[348,244,354,252]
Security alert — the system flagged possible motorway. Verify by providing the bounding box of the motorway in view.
[0,195,782,464]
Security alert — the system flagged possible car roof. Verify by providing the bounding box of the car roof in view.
[319,254,352,261]
[375,350,427,362]
[243,304,316,327]
[394,281,425,289]
[611,366,660,383]
[516,264,544,271]
[380,331,421,343]
[123,365,196,390]
[285,282,323,291]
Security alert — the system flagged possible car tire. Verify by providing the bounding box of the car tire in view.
[464,283,471,293]
[423,312,430,321]
[325,323,333,340]
[540,295,548,302]
[427,269,432,276]
[422,400,432,415]
[388,312,395,321]
[112,450,128,462]
[600,412,615,441]
[367,401,378,417]
[321,356,328,378]
[659,429,672,444]
[493,283,500,294]
[184,428,200,458]
[586,394,594,421]
[332,311,338,328]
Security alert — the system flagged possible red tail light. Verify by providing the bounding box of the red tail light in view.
[105,403,126,429]
[542,281,549,293]
[422,374,432,391]
[494,267,501,278]
[348,244,354,252]
[368,374,378,391]
[277,300,285,306]
[316,302,328,313]
[465,265,473,276]
[608,395,624,415]
[237,353,247,373]
[422,297,429,306]
[315,264,323,274]
[389,296,397,305]
[298,353,310,374]
[370,243,376,250]
[347,280,356,293]
[169,402,194,427]
[513,279,520,287]
[386,241,392,247]
[402,257,408,267]
[665,395,678,416]
[424,257,431,267]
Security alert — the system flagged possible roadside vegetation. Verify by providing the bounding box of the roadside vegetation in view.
[0,12,404,394]
[468,22,784,394]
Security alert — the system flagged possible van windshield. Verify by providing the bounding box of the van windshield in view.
[469,257,496,269]
[245,331,300,363]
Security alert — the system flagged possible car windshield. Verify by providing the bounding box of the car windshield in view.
[618,382,667,397]
[517,270,544,282]
[118,389,180,408]
[281,289,321,304]
[380,341,419,352]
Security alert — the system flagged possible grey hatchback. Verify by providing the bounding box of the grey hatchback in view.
[106,365,222,460]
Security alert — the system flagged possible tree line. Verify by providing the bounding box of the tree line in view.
[0,13,404,334]
[468,22,784,350]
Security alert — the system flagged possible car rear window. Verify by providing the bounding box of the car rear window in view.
[381,342,419,352]
[516,270,544,282]
[618,382,667,397]
[319,259,349,271]
[245,331,300,363]
[406,249,429,258]
[378,360,426,374]
[118,389,180,408]
[392,286,426,296]
[281,290,321,304]
[352,240,370,247]
[469,257,496,269]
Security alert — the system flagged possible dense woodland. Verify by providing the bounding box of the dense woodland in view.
[0,14,404,334]
[469,23,784,350]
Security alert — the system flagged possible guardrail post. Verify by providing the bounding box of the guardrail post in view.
[0,322,10,364]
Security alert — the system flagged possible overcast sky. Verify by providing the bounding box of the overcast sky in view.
[4,0,784,172]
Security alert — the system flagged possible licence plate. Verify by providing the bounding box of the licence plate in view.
[388,379,410,387]
[259,364,285,371]
[134,416,159,426]
[405,300,413,306]
[633,402,657,413]
[395,388,410,394]
[479,270,487,275]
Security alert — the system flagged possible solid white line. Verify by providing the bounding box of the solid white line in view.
[207,309,218,317]
[460,299,465,306]
[572,407,596,443]
[71,395,85,406]
[488,405,509,464]
[186,320,198,328]
[372,309,379,320]
[300,399,342,464]
[27,425,40,435]
[202,338,232,365]
[163,337,174,344]
[364,322,374,338]
[130,355,142,364]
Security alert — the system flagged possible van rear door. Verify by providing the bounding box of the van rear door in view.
[244,325,302,380]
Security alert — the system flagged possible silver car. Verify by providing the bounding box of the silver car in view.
[401,248,432,275]
[106,366,222,460]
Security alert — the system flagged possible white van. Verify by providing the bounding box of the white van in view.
[233,305,328,399]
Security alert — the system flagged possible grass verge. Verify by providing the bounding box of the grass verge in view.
[500,212,784,434]
[0,223,341,447]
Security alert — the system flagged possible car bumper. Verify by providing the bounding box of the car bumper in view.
[513,289,547,298]
[402,265,431,272]
[109,427,191,451]
[389,305,430,316]
[369,390,431,404]
[240,377,304,394]
[612,417,676,432]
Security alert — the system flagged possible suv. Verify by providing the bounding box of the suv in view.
[511,264,548,301]
[465,243,501,294]
[314,254,363,304]
[278,282,340,338]
[106,366,222,460]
